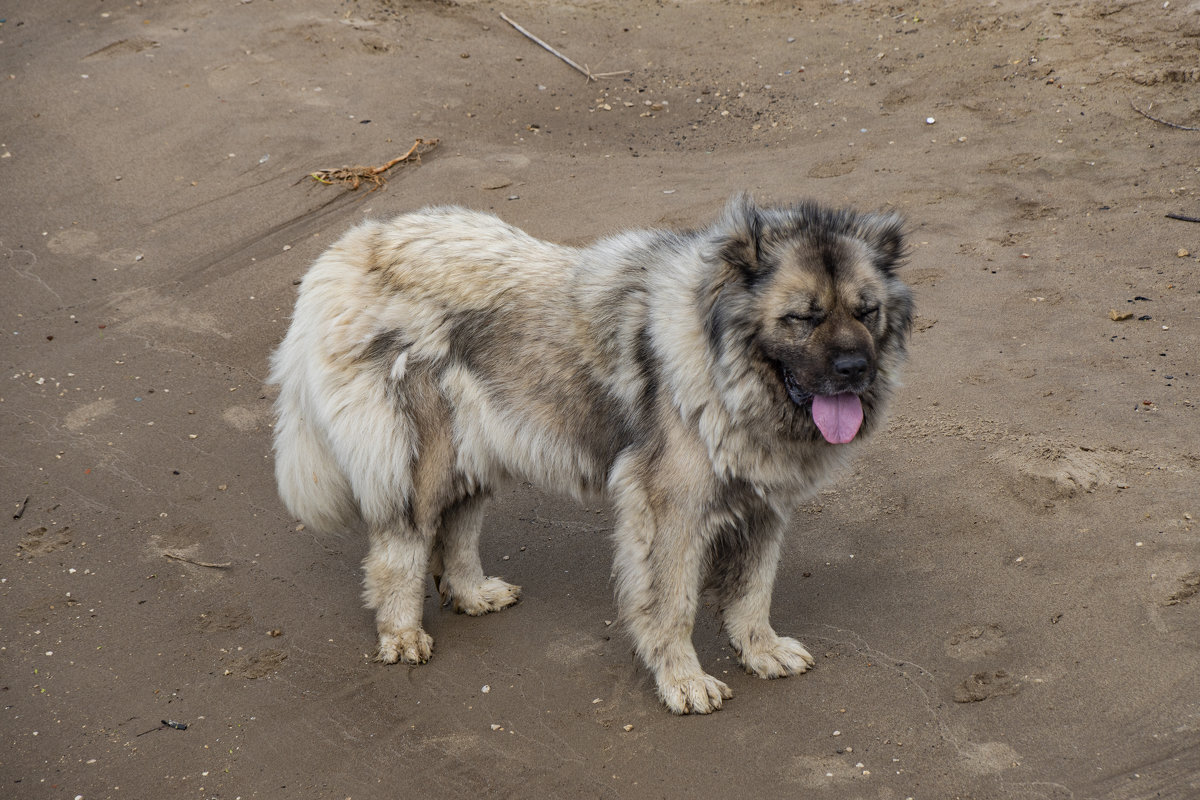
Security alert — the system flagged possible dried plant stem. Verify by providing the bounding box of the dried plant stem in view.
[305,138,439,191]
[164,551,232,569]
[1131,100,1200,131]
[500,13,629,81]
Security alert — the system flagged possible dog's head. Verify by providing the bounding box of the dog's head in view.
[707,194,914,444]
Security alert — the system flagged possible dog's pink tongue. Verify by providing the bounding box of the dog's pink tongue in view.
[812,394,863,444]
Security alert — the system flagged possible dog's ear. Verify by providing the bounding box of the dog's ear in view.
[715,193,764,278]
[861,211,907,272]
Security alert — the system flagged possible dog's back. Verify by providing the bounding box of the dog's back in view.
[269,207,655,530]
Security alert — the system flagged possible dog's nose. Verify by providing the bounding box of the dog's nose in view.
[833,354,869,382]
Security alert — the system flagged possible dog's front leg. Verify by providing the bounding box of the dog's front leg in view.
[611,492,731,714]
[715,518,815,679]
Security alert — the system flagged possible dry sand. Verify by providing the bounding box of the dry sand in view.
[2,0,1199,797]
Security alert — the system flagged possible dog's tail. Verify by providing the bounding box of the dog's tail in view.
[269,330,362,534]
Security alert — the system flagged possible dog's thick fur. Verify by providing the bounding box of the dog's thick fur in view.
[270,195,913,714]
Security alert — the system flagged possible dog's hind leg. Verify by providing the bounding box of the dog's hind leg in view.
[713,521,815,679]
[435,491,521,616]
[358,371,460,664]
[364,522,435,664]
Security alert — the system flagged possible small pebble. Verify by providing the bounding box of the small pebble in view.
[481,685,490,693]
[925,117,936,124]
[1178,248,1190,258]
[623,724,634,732]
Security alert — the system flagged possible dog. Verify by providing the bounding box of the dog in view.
[269,194,913,714]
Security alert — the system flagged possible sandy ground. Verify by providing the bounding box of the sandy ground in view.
[2,0,1199,797]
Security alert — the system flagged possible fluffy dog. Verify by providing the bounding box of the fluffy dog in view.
[270,194,913,714]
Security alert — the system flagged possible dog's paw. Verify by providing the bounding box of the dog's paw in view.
[453,577,521,616]
[736,634,815,679]
[376,628,434,664]
[658,672,733,715]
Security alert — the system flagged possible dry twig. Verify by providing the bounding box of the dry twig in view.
[1166,213,1200,224]
[500,13,630,82]
[1130,100,1200,131]
[164,551,232,569]
[304,138,439,190]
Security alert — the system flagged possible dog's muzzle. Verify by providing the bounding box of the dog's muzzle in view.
[781,367,865,445]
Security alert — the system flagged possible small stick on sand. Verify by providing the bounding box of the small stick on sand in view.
[1130,100,1200,131]
[1166,213,1200,224]
[304,138,439,191]
[164,551,232,569]
[500,12,630,81]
